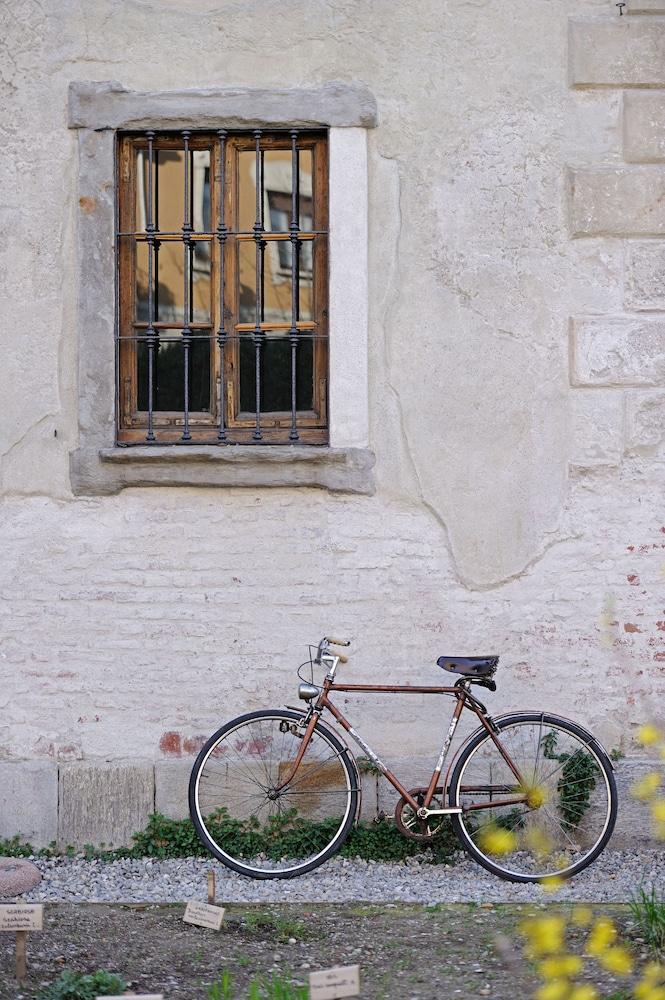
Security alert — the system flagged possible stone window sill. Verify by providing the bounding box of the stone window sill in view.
[69,446,376,496]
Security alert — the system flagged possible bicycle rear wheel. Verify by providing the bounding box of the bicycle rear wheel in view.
[448,712,617,883]
[189,709,359,879]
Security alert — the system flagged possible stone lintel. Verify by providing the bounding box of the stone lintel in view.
[68,80,378,131]
[70,446,376,496]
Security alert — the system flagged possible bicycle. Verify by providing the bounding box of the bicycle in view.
[189,637,618,882]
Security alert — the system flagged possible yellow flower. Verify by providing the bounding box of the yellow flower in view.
[535,982,570,1000]
[525,827,554,858]
[599,946,633,975]
[542,874,567,894]
[477,825,517,856]
[539,955,583,978]
[637,724,664,747]
[571,906,594,927]
[632,773,662,801]
[522,783,549,809]
[586,918,617,956]
[651,800,665,822]
[568,987,599,1000]
[635,960,665,998]
[520,915,567,956]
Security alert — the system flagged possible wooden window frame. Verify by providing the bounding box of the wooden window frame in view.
[116,130,329,446]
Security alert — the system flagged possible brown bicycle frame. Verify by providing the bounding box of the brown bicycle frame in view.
[277,677,529,814]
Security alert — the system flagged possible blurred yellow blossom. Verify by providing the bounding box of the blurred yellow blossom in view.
[632,773,662,802]
[568,987,599,1000]
[570,906,594,927]
[637,725,664,747]
[477,824,517,857]
[586,918,617,956]
[520,915,567,956]
[535,982,570,1000]
[599,945,633,975]
[539,955,583,978]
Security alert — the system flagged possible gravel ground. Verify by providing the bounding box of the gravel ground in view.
[14,848,664,905]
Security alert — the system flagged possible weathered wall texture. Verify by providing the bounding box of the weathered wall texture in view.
[1,0,664,844]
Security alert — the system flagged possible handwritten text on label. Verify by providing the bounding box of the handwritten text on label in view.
[0,905,43,932]
[309,964,360,1000]
[183,900,225,931]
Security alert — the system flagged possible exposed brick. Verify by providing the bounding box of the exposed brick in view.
[569,19,665,87]
[624,92,665,162]
[572,315,665,386]
[569,167,665,237]
[625,242,665,309]
[569,389,624,467]
[625,389,665,452]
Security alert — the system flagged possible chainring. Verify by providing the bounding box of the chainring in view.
[394,786,447,841]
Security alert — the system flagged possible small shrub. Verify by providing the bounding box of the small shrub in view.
[37,969,126,1000]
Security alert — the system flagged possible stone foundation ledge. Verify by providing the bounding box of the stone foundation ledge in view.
[0,756,662,851]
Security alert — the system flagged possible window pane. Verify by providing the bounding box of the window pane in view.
[237,240,312,325]
[239,334,314,413]
[137,330,211,412]
[134,148,211,234]
[238,148,313,232]
[136,241,212,324]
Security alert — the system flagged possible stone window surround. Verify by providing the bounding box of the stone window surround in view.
[68,81,378,496]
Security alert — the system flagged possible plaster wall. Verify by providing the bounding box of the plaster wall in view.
[1,0,664,842]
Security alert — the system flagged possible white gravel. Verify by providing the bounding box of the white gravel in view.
[15,849,664,905]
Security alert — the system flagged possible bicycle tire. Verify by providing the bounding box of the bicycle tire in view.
[448,712,617,883]
[189,708,359,880]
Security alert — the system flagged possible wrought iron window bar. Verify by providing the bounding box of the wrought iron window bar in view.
[116,128,328,446]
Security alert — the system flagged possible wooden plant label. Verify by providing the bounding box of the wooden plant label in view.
[183,899,225,930]
[0,904,43,932]
[309,965,360,1000]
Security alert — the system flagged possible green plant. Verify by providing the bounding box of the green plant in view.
[208,968,233,1000]
[208,971,308,1000]
[128,810,457,865]
[541,731,599,826]
[0,834,34,857]
[37,969,126,999]
[610,746,625,762]
[629,884,665,955]
[242,913,306,941]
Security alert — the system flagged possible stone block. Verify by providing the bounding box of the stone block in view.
[572,315,665,386]
[611,757,665,848]
[0,761,58,848]
[625,242,665,309]
[569,19,665,87]
[568,167,665,237]
[58,760,154,849]
[155,759,191,821]
[625,389,665,452]
[569,389,624,467]
[624,92,665,162]
[626,0,665,11]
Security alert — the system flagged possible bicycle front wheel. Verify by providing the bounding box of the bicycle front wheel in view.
[189,709,359,879]
[448,713,617,883]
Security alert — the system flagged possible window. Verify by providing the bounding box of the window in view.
[117,130,328,445]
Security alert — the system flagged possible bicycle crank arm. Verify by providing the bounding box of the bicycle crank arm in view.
[417,807,463,818]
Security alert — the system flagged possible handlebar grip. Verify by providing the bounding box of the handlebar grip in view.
[336,652,349,664]
[327,637,351,647]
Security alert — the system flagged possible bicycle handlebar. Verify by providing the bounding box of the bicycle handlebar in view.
[327,637,351,646]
